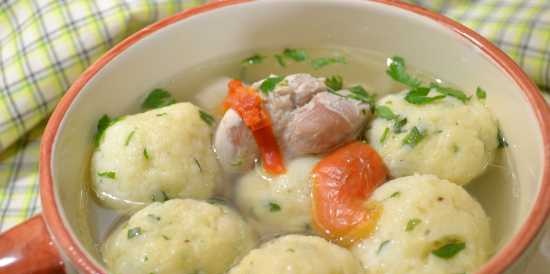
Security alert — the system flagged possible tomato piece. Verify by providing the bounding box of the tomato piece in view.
[312,141,388,246]
[223,80,285,174]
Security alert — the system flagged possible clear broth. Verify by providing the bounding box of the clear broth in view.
[85,47,519,257]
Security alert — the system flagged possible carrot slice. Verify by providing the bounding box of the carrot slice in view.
[223,80,285,174]
[312,141,388,246]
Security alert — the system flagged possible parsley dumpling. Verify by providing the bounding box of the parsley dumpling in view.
[352,175,492,274]
[102,199,257,274]
[228,235,365,274]
[366,90,498,185]
[91,102,220,210]
[235,157,319,236]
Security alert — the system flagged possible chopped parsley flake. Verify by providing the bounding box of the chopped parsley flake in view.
[152,191,169,202]
[348,85,375,108]
[476,87,487,99]
[404,86,445,105]
[162,235,170,240]
[392,117,408,133]
[94,114,115,147]
[242,54,264,65]
[403,127,425,147]
[389,191,401,198]
[207,197,226,204]
[156,113,167,117]
[142,89,176,110]
[268,202,281,212]
[199,110,215,126]
[375,105,397,120]
[283,48,308,62]
[97,171,116,179]
[325,75,343,91]
[406,218,422,231]
[497,128,508,148]
[231,158,243,167]
[452,144,460,153]
[311,56,346,69]
[127,227,142,239]
[194,158,202,172]
[431,83,470,103]
[143,148,150,160]
[259,75,285,95]
[380,127,390,143]
[377,240,390,254]
[125,130,135,146]
[386,56,422,88]
[147,214,161,221]
[275,54,286,67]
[432,240,466,259]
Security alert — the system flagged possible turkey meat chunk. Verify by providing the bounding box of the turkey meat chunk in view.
[214,73,371,172]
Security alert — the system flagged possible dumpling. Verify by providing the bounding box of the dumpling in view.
[102,199,257,274]
[352,175,492,274]
[91,102,220,210]
[367,90,498,185]
[228,235,365,274]
[235,157,319,236]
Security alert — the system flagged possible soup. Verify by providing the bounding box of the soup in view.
[84,47,518,274]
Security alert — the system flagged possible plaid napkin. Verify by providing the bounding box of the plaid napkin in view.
[0,0,549,231]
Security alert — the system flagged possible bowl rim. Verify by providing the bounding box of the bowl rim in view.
[39,0,550,273]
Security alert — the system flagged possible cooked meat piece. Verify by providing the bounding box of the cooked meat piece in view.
[214,74,371,172]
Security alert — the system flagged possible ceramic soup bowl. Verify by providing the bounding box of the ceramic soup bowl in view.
[0,0,548,273]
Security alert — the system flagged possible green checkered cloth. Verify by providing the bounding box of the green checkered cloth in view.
[0,0,549,231]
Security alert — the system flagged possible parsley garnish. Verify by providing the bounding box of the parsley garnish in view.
[404,86,445,105]
[194,158,202,172]
[199,110,215,126]
[143,148,150,160]
[325,75,343,91]
[348,85,375,108]
[431,83,470,103]
[275,54,286,67]
[127,227,142,239]
[497,128,508,148]
[392,117,408,133]
[207,197,226,204]
[260,76,285,95]
[386,56,421,88]
[403,127,425,147]
[311,56,346,69]
[97,171,116,179]
[152,191,169,202]
[283,48,308,62]
[242,54,264,65]
[156,113,167,117]
[389,191,401,198]
[94,114,115,147]
[375,105,397,120]
[476,87,487,99]
[405,218,422,231]
[147,214,161,221]
[432,240,466,259]
[162,235,170,240]
[452,144,460,153]
[142,89,176,110]
[268,202,281,212]
[377,240,390,254]
[380,127,390,143]
[125,130,135,146]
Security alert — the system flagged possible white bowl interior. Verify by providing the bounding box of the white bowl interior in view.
[51,0,543,271]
